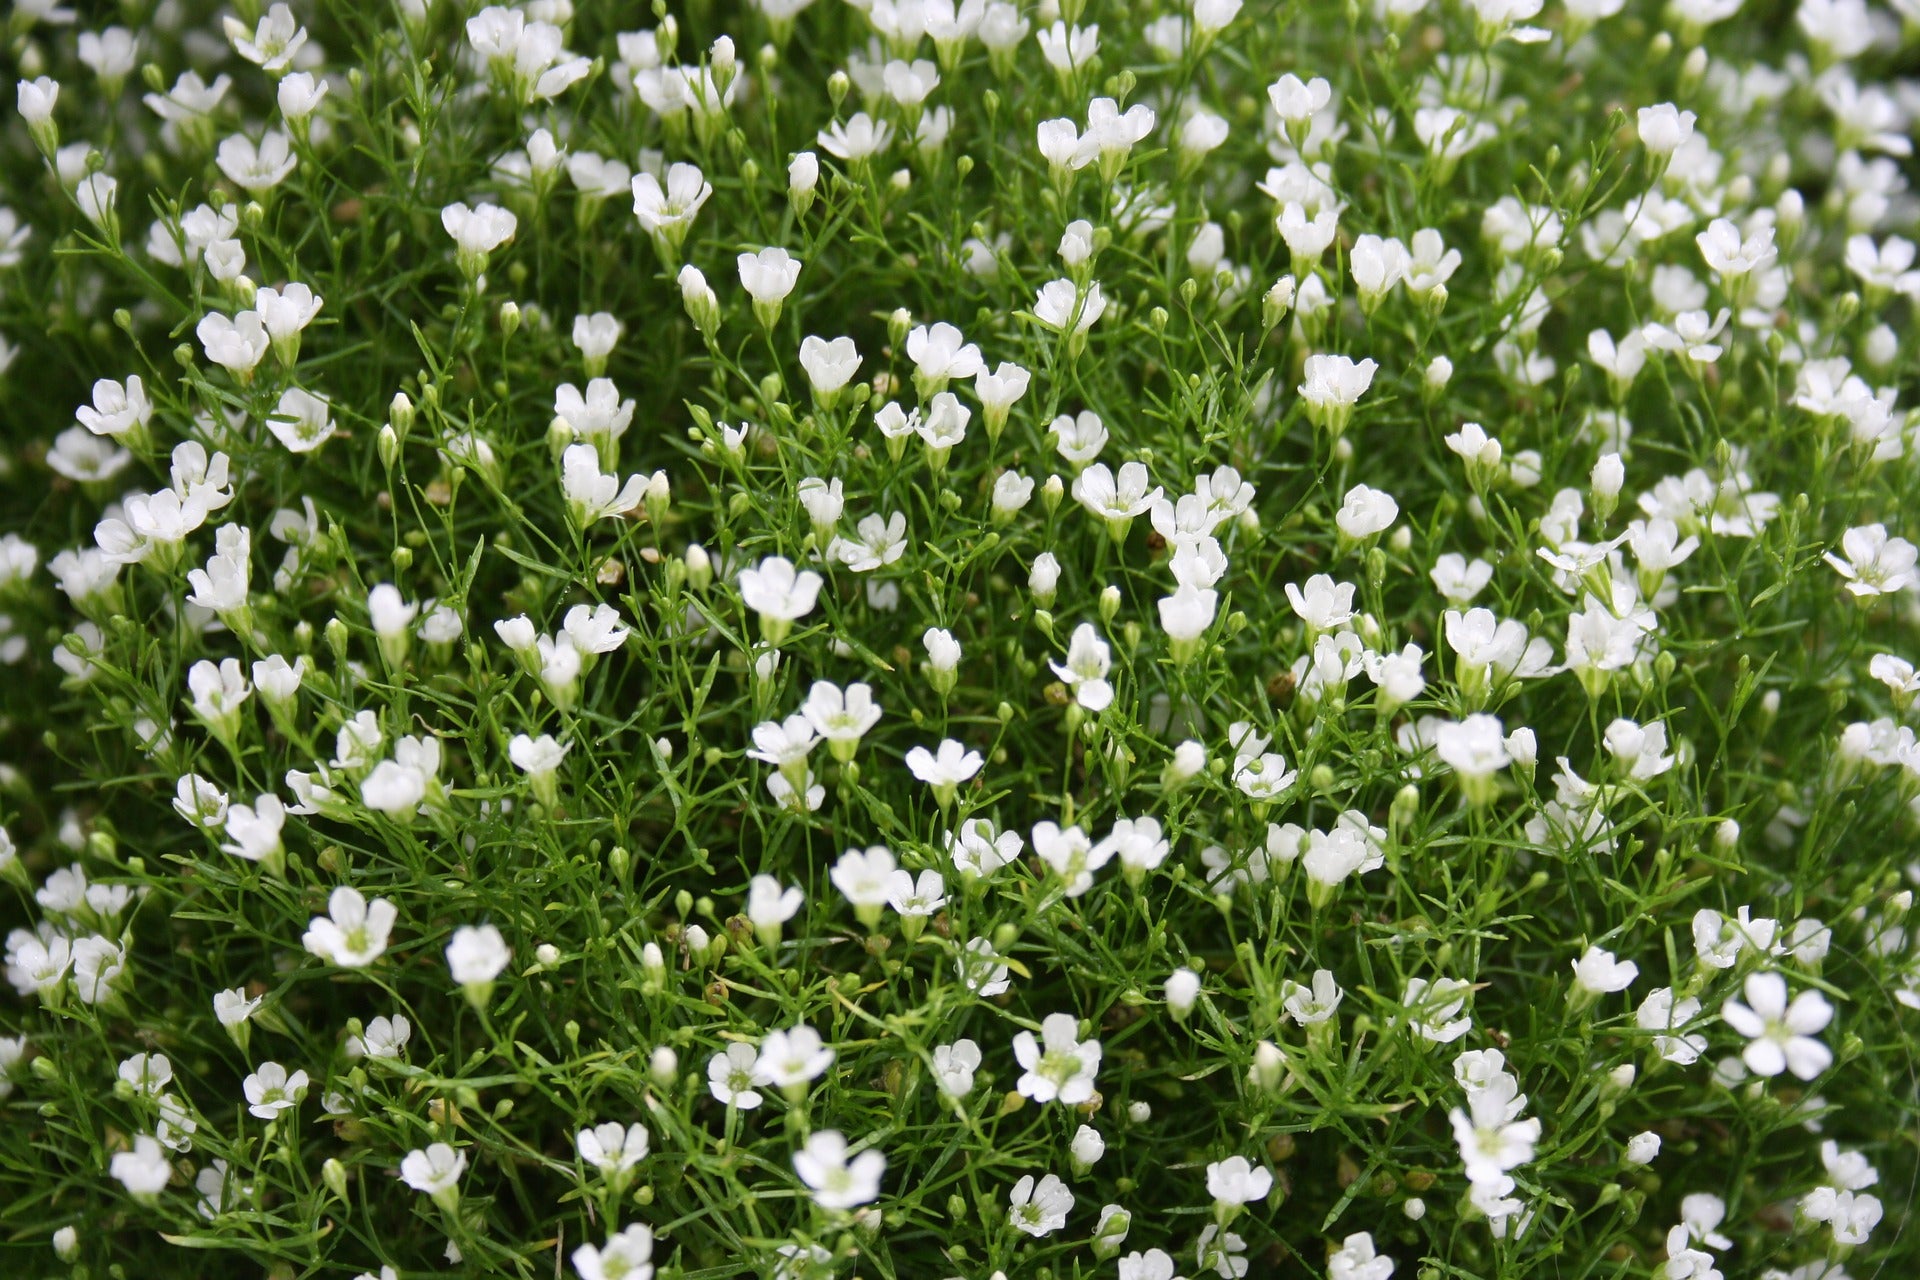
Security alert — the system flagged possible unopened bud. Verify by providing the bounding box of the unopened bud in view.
[322,1157,349,1203]
[1249,1040,1286,1092]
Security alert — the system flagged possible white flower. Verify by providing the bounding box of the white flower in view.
[1008,1172,1074,1237]
[906,321,983,393]
[1073,461,1163,535]
[885,869,946,919]
[1692,905,1781,969]
[255,282,322,347]
[555,380,635,447]
[1031,821,1108,896]
[1268,73,1331,132]
[572,1224,655,1280]
[216,131,298,192]
[1012,1012,1101,1104]
[243,1061,307,1120]
[1402,976,1473,1043]
[706,1043,763,1109]
[1283,969,1344,1025]
[1196,1223,1249,1278]
[1206,1156,1273,1206]
[560,444,646,527]
[347,1014,411,1061]
[76,375,153,441]
[509,734,569,805]
[1636,103,1696,155]
[915,392,971,456]
[957,937,1012,996]
[946,818,1022,881]
[1298,354,1378,434]
[1075,1128,1105,1182]
[1032,278,1106,335]
[276,71,327,121]
[905,739,983,799]
[831,844,896,921]
[793,1130,884,1210]
[1602,719,1676,780]
[447,924,511,986]
[220,795,286,866]
[118,1052,173,1095]
[817,112,895,162]
[400,1142,467,1200]
[737,246,802,312]
[1052,410,1109,466]
[1449,1073,1540,1182]
[932,1039,981,1097]
[225,3,307,71]
[746,875,803,940]
[798,335,861,403]
[110,1135,172,1201]
[302,887,397,968]
[1301,819,1384,900]
[1051,623,1115,712]
[738,556,822,639]
[828,511,908,571]
[1328,1232,1395,1280]
[1637,987,1708,1064]
[571,313,623,374]
[1335,484,1398,539]
[1286,575,1356,633]
[17,76,58,128]
[1094,816,1170,881]
[576,1121,650,1177]
[1570,946,1639,997]
[1807,1145,1876,1206]
[1825,524,1918,598]
[1720,971,1833,1080]
[1036,20,1099,70]
[214,988,261,1028]
[1435,714,1511,779]
[755,1024,835,1088]
[256,387,333,457]
[442,201,518,274]
[198,312,270,375]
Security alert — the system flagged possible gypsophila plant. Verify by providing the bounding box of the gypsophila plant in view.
[0,0,1918,1277]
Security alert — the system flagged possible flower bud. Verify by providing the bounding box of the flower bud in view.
[650,1045,679,1087]
[322,1157,350,1203]
[1591,452,1624,523]
[1249,1040,1286,1092]
[789,150,819,217]
[1165,967,1201,1020]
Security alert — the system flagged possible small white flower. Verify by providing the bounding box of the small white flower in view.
[746,1025,836,1097]
[446,924,511,986]
[1206,1156,1273,1206]
[400,1142,467,1202]
[1012,1012,1101,1104]
[707,1042,764,1109]
[1570,945,1639,997]
[793,1130,885,1209]
[1051,623,1115,711]
[1721,971,1833,1080]
[302,887,397,968]
[1008,1172,1075,1237]
[242,1061,308,1120]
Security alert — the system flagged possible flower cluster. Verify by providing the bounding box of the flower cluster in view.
[1,0,1916,1276]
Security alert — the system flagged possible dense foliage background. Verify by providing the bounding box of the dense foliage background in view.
[1,0,1918,1277]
